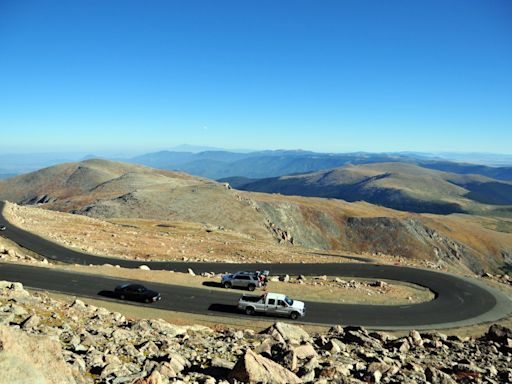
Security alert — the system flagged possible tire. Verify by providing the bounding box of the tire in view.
[144,298,151,304]
[245,307,255,316]
[223,281,232,289]
[248,284,256,291]
[290,312,299,320]
[119,294,125,300]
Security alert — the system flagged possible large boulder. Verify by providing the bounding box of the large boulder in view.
[264,322,311,344]
[0,281,29,296]
[425,366,457,384]
[229,349,302,384]
[133,371,165,384]
[485,324,512,344]
[0,326,77,384]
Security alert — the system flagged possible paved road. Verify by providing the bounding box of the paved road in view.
[1,201,511,329]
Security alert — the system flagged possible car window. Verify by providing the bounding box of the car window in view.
[129,285,143,292]
[268,299,275,305]
[278,300,286,306]
[237,275,250,280]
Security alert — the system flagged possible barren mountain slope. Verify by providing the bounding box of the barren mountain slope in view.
[1,160,512,273]
[236,162,512,215]
[248,192,512,273]
[0,159,274,241]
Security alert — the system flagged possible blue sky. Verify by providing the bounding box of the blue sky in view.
[1,0,511,154]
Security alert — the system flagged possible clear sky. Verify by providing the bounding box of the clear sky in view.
[1,0,511,154]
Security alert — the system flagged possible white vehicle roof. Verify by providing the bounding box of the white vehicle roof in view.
[264,292,287,300]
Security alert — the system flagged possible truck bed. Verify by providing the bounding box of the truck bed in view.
[240,294,263,303]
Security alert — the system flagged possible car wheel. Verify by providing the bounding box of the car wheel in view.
[290,312,299,320]
[245,307,255,316]
[144,298,151,304]
[119,294,125,300]
[223,281,232,289]
[248,284,256,291]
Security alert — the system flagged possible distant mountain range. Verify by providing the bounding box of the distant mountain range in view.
[3,149,512,183]
[128,150,512,181]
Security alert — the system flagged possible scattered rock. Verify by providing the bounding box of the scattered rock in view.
[266,322,311,344]
[293,343,317,359]
[21,314,40,329]
[425,366,457,384]
[279,274,290,282]
[211,357,235,370]
[485,323,512,344]
[133,371,164,384]
[229,349,302,384]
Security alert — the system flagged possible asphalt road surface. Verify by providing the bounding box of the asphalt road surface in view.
[1,201,511,329]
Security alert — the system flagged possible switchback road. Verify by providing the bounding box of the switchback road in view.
[1,201,511,329]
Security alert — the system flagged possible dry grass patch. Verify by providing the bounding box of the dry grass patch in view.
[4,202,367,264]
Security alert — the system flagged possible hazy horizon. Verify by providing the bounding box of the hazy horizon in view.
[3,145,512,158]
[2,146,512,170]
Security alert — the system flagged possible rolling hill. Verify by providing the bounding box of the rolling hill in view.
[0,159,275,240]
[230,163,512,215]
[1,159,511,273]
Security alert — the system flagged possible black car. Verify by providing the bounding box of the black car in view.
[114,283,161,303]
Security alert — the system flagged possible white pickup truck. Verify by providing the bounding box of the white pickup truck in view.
[237,292,306,320]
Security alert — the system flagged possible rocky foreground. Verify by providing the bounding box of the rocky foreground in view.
[0,281,511,384]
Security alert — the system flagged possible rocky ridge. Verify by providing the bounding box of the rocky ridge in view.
[1,281,511,383]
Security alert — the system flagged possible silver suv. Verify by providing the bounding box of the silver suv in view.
[221,271,262,291]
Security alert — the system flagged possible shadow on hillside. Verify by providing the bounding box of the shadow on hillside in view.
[311,252,374,263]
